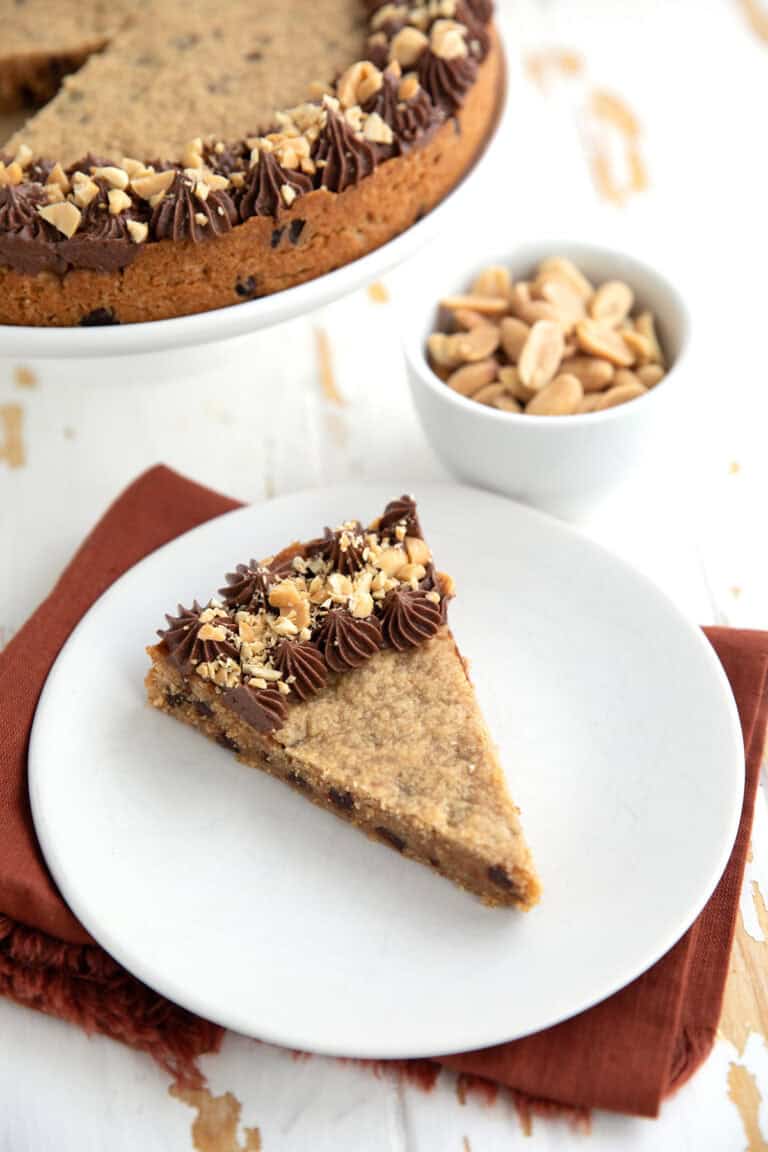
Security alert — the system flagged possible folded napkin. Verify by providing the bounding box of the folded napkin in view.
[1,466,765,1114]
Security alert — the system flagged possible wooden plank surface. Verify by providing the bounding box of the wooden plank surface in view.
[1,0,767,1148]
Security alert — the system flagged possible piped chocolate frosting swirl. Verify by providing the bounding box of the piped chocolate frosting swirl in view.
[362,73,444,153]
[380,587,442,650]
[219,561,274,612]
[151,170,238,243]
[313,107,377,193]
[317,608,383,672]
[239,151,313,220]
[160,603,239,669]
[417,49,478,114]
[273,639,328,700]
[378,494,423,540]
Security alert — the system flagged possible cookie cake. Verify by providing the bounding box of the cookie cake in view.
[0,0,502,326]
[145,496,540,909]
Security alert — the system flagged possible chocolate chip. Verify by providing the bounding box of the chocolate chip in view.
[414,206,428,224]
[79,308,119,326]
[235,275,258,298]
[195,701,213,718]
[244,50,263,61]
[271,227,284,249]
[165,691,188,708]
[328,788,354,811]
[288,219,305,245]
[216,733,240,753]
[487,865,515,891]
[375,826,406,853]
[287,770,310,791]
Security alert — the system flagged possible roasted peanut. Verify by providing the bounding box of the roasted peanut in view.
[589,280,634,326]
[518,321,565,390]
[576,320,635,366]
[559,355,614,392]
[595,381,647,409]
[445,358,498,396]
[499,316,529,363]
[525,373,583,416]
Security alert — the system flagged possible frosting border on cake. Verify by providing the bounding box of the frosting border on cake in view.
[0,1,494,277]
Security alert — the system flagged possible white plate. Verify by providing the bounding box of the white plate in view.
[0,66,508,360]
[29,485,744,1057]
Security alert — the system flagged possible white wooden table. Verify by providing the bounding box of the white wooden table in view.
[1,1,767,1147]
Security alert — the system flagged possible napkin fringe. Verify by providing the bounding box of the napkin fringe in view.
[0,915,223,1085]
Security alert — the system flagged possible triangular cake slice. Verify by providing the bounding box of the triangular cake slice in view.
[145,496,540,909]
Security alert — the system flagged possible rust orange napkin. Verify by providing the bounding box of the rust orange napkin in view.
[1,465,766,1114]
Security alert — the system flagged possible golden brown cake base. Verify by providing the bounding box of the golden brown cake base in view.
[146,624,540,910]
[0,33,502,327]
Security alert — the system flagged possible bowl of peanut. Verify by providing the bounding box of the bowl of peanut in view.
[405,243,690,520]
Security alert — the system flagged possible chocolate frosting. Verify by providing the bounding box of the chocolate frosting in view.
[239,151,313,221]
[202,140,248,176]
[151,170,238,243]
[221,684,287,732]
[159,603,239,669]
[456,0,491,57]
[307,524,366,575]
[462,0,493,22]
[380,587,442,650]
[377,494,422,540]
[417,49,478,114]
[219,561,274,612]
[0,182,49,234]
[0,183,67,275]
[363,74,444,154]
[58,178,145,272]
[273,639,328,700]
[317,608,382,672]
[313,109,377,193]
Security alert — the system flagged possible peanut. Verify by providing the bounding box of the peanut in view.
[576,320,635,366]
[498,365,536,402]
[525,374,583,416]
[536,257,594,300]
[472,383,507,406]
[634,311,665,365]
[518,321,565,390]
[536,278,586,332]
[493,394,523,412]
[405,536,431,565]
[559,355,614,392]
[470,265,512,299]
[440,293,509,316]
[589,280,634,326]
[445,359,498,396]
[637,363,664,388]
[595,381,647,410]
[499,316,529,363]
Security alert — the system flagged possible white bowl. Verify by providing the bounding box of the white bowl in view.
[404,242,691,521]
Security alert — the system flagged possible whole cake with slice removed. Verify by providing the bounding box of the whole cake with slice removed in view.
[145,496,539,909]
[0,0,502,326]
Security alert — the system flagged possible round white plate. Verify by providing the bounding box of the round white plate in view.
[0,68,507,360]
[29,485,744,1057]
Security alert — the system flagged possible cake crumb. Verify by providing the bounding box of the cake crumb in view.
[315,327,344,405]
[368,281,389,303]
[13,365,37,389]
[0,404,25,468]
